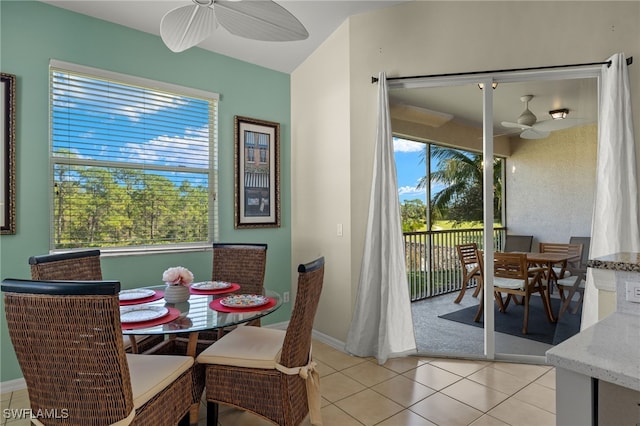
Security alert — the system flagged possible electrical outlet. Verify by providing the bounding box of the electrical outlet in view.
[283,291,290,303]
[625,281,640,303]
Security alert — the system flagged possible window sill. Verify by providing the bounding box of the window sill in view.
[51,243,212,258]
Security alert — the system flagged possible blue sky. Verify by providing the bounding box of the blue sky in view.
[393,137,428,204]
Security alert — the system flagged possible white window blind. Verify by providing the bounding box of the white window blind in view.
[49,60,218,250]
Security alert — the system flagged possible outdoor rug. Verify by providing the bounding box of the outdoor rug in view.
[438,296,582,345]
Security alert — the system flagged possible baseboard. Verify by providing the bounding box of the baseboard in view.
[0,378,26,393]
[311,329,347,352]
[265,322,347,353]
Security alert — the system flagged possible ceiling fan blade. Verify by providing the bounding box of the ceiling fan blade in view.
[160,4,217,52]
[215,0,309,41]
[533,118,588,132]
[520,129,550,139]
[501,121,532,130]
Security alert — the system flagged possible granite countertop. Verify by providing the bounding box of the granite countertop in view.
[587,252,640,272]
[546,312,640,391]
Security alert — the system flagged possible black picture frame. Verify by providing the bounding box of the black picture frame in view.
[1,73,16,235]
[234,116,280,229]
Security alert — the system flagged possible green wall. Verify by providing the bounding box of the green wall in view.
[0,1,292,382]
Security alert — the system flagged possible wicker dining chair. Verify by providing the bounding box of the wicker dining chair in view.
[197,257,325,426]
[200,243,268,341]
[1,278,194,426]
[28,250,163,354]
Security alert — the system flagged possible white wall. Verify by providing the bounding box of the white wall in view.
[292,1,640,343]
[291,23,353,340]
[506,125,597,246]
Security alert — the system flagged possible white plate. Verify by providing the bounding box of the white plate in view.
[191,281,232,291]
[119,288,155,301]
[219,294,269,308]
[120,305,169,323]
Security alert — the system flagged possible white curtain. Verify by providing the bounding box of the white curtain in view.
[345,72,417,364]
[582,53,640,330]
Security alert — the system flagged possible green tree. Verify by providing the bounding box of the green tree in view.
[418,145,502,226]
[400,199,427,232]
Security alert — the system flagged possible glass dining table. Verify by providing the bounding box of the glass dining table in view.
[120,284,282,356]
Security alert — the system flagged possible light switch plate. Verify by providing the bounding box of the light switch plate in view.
[625,281,640,303]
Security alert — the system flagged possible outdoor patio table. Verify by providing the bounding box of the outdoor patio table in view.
[524,252,572,322]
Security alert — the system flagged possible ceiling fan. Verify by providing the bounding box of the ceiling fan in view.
[501,95,586,139]
[160,0,309,53]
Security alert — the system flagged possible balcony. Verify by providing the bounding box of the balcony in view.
[404,227,506,301]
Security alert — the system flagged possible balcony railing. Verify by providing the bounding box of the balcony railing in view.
[404,227,507,301]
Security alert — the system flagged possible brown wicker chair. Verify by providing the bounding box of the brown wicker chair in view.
[1,278,194,426]
[28,250,163,354]
[197,256,325,426]
[200,243,268,342]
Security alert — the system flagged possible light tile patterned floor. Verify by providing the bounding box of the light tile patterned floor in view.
[1,339,556,426]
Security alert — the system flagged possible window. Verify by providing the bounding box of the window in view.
[49,60,218,251]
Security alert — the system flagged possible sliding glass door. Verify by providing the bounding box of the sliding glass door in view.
[390,69,599,362]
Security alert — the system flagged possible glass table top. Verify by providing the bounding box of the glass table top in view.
[120,285,282,335]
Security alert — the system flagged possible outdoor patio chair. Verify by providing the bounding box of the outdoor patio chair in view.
[538,242,583,280]
[1,278,194,426]
[556,236,591,315]
[477,252,554,334]
[454,243,483,303]
[28,250,163,353]
[503,235,533,252]
[197,257,325,426]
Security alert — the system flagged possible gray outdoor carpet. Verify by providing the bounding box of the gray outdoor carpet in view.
[438,295,582,345]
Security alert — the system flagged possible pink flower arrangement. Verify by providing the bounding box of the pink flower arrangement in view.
[162,266,194,287]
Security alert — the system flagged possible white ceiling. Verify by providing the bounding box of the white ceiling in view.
[41,0,409,74]
[41,0,599,135]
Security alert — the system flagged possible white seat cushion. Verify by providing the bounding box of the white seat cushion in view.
[552,266,571,278]
[126,353,193,409]
[494,277,524,290]
[557,276,585,289]
[197,326,285,369]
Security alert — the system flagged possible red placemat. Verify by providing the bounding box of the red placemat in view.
[209,297,277,313]
[119,290,165,306]
[190,283,241,295]
[121,307,181,330]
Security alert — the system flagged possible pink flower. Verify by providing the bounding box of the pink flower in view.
[162,266,194,286]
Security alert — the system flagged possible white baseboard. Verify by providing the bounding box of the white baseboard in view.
[311,329,347,352]
[0,378,26,393]
[265,322,347,353]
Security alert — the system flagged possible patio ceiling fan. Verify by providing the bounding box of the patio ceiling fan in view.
[501,95,586,139]
[160,0,309,53]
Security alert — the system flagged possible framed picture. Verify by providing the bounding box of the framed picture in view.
[234,116,280,228]
[1,73,16,235]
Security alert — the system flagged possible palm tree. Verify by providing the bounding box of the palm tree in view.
[417,145,502,226]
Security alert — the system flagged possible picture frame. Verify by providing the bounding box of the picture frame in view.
[1,73,16,235]
[234,116,280,228]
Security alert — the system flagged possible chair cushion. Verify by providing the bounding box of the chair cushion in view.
[197,326,285,369]
[465,263,478,272]
[557,276,586,289]
[552,266,571,278]
[126,353,193,409]
[494,277,524,290]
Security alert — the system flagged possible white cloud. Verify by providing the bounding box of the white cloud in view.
[393,137,424,153]
[398,185,422,196]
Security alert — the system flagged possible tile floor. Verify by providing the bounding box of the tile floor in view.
[1,339,556,426]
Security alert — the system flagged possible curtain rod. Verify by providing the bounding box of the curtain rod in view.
[371,57,633,83]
